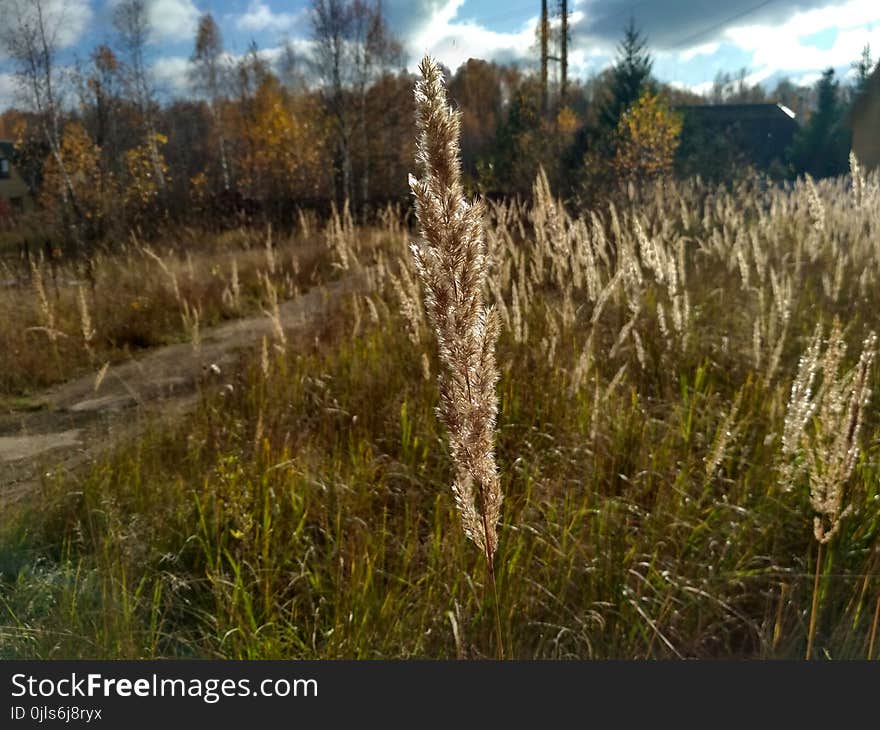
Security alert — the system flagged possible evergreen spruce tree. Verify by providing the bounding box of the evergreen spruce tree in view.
[599,18,655,136]
[852,44,875,99]
[790,68,851,178]
[569,18,655,199]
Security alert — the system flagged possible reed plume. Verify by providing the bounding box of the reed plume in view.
[77,283,96,359]
[231,259,241,311]
[408,56,504,655]
[31,260,57,343]
[260,271,286,347]
[784,321,878,658]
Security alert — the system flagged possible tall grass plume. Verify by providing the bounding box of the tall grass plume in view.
[408,55,504,656]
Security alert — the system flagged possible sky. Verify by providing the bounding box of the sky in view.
[0,0,878,111]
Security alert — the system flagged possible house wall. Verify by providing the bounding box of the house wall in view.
[853,70,880,170]
[0,158,33,212]
[675,104,798,180]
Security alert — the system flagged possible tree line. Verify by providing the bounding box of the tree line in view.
[0,0,876,253]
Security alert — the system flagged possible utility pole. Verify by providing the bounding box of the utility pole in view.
[559,0,568,103]
[540,0,549,116]
[542,0,569,113]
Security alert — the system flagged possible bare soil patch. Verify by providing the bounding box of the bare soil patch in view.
[0,274,362,510]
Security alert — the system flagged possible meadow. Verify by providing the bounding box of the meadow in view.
[2,93,880,658]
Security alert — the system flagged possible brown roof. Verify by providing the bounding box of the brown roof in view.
[677,103,797,121]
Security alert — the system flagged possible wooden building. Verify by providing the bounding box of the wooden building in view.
[0,140,33,214]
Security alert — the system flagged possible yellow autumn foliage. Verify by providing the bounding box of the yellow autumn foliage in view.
[233,76,327,201]
[613,91,683,181]
[122,133,170,216]
[41,121,109,226]
[556,106,579,136]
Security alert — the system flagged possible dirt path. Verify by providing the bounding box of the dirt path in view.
[0,274,364,509]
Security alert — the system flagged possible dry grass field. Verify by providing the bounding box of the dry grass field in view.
[2,64,880,661]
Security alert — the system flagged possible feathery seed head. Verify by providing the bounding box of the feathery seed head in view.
[409,55,503,560]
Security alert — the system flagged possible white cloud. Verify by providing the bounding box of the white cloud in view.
[678,42,721,62]
[386,0,879,87]
[0,73,17,113]
[107,0,200,44]
[2,0,92,50]
[794,71,823,86]
[0,0,90,110]
[237,1,304,33]
[151,55,192,95]
[148,0,201,42]
[668,79,715,96]
[406,0,538,71]
[723,0,880,78]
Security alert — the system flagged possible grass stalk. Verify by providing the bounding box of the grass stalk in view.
[806,541,823,660]
[869,594,880,660]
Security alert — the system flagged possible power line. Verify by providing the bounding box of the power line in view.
[441,0,782,92]
[433,0,777,54]
[667,0,778,50]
